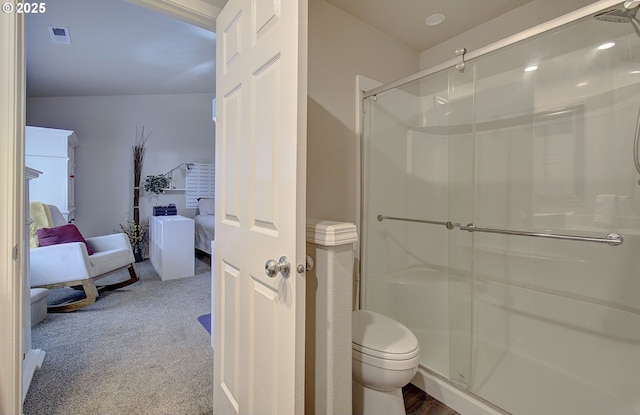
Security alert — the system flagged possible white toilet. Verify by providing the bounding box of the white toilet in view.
[352,309,420,415]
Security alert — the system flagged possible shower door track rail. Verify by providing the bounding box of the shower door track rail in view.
[362,0,620,99]
[377,214,623,246]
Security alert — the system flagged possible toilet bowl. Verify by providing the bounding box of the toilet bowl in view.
[352,309,420,415]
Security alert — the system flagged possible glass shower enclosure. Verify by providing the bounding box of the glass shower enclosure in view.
[361,2,640,414]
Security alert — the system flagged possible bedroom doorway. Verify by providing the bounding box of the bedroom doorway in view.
[21,0,219,413]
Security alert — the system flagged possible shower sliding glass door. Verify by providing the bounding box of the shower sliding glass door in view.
[361,66,475,387]
[361,4,640,414]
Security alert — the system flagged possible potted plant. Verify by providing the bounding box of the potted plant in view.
[120,219,149,262]
[144,174,170,194]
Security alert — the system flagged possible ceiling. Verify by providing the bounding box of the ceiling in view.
[27,0,595,98]
[326,0,534,52]
[26,0,218,97]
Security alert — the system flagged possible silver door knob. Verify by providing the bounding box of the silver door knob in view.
[265,256,290,278]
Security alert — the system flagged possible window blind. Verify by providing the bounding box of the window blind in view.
[186,163,215,208]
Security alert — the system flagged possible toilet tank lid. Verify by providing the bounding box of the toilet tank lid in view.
[352,310,419,356]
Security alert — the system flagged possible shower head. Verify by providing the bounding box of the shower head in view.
[595,5,640,38]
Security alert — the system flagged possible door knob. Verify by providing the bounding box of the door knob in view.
[265,256,290,278]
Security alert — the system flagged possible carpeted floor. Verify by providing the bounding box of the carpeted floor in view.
[23,257,214,415]
[24,256,459,415]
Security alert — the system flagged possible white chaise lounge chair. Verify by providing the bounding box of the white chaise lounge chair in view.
[30,204,139,312]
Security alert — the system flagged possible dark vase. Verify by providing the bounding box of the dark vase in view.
[133,245,145,262]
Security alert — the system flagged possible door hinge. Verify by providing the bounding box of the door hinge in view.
[12,245,18,260]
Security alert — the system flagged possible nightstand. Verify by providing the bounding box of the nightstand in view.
[150,215,195,280]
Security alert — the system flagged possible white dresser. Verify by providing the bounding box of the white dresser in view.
[150,215,195,280]
[25,126,78,222]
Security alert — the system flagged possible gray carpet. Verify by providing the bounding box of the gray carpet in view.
[23,257,214,415]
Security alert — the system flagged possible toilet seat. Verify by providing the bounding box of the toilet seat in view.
[352,348,419,371]
[352,310,419,369]
[352,343,419,361]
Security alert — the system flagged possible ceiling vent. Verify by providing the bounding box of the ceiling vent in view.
[48,26,71,45]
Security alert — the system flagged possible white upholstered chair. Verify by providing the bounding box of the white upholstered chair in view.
[30,205,139,312]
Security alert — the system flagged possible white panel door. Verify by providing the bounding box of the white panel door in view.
[213,0,307,414]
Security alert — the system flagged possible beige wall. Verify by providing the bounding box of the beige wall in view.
[27,93,215,238]
[419,0,600,69]
[307,0,419,224]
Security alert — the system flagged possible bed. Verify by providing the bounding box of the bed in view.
[194,198,214,254]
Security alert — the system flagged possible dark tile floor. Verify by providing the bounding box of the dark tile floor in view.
[403,383,460,415]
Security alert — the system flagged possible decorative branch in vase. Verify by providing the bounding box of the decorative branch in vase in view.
[133,126,152,224]
[121,126,152,261]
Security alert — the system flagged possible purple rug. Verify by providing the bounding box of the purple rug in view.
[197,313,211,334]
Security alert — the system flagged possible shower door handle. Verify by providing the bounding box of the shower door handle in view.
[265,256,291,278]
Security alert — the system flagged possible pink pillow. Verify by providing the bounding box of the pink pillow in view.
[37,224,94,255]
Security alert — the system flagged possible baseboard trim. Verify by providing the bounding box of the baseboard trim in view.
[22,349,46,402]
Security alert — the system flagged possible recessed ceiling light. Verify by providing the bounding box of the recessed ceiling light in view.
[598,42,615,50]
[524,65,538,72]
[631,70,640,74]
[576,82,588,87]
[425,13,446,26]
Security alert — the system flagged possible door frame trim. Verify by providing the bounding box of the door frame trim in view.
[1,1,220,413]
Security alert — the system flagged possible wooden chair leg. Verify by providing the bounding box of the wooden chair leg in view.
[47,279,98,313]
[97,264,139,292]
[44,264,139,312]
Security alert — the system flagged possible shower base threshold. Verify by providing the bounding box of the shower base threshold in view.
[411,367,510,415]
